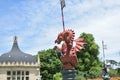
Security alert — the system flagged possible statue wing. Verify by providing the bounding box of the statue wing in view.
[74,38,85,51]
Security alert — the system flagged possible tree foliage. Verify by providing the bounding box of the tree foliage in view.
[38,49,61,80]
[76,32,101,78]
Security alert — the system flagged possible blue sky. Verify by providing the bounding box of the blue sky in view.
[0,0,120,62]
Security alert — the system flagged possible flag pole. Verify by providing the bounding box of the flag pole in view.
[60,0,65,31]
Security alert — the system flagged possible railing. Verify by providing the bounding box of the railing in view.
[0,62,40,67]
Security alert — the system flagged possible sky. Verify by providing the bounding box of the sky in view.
[0,0,120,62]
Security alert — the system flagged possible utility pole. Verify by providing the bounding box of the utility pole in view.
[102,41,110,80]
[119,52,120,66]
[102,40,107,67]
[119,52,120,62]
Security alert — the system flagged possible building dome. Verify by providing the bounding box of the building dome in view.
[0,36,36,63]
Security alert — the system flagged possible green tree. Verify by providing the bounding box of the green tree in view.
[76,32,101,78]
[38,49,61,80]
[37,32,102,79]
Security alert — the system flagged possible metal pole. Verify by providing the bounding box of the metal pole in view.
[102,40,105,67]
[60,0,65,31]
[119,52,120,62]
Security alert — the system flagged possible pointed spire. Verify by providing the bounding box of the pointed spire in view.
[11,36,20,52]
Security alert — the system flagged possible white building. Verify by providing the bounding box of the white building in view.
[0,36,41,80]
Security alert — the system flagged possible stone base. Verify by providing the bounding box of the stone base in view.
[61,68,77,80]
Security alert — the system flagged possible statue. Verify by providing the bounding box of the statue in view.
[54,29,85,80]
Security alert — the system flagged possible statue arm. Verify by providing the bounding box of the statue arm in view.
[54,46,62,51]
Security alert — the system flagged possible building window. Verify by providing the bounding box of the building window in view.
[7,77,11,80]
[7,71,11,75]
[13,71,16,75]
[22,77,24,80]
[26,71,29,75]
[22,71,24,75]
[7,71,29,80]
[26,77,29,80]
[17,77,20,80]
[17,71,21,75]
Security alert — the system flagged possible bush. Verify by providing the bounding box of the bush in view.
[76,71,87,80]
[118,68,120,75]
[109,69,118,77]
[88,67,102,78]
[53,72,62,80]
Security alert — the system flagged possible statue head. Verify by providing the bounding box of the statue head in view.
[55,32,63,44]
[55,30,75,47]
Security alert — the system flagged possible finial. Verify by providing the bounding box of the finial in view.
[14,36,18,43]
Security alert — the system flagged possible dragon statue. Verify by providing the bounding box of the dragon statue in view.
[54,29,85,70]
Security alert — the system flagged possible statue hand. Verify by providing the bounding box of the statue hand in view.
[53,46,58,50]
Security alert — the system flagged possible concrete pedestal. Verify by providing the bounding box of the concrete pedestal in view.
[61,68,77,80]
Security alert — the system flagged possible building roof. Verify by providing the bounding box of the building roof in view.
[0,36,36,63]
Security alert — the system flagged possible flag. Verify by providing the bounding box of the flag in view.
[61,0,65,9]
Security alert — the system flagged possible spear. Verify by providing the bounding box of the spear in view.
[60,0,66,31]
